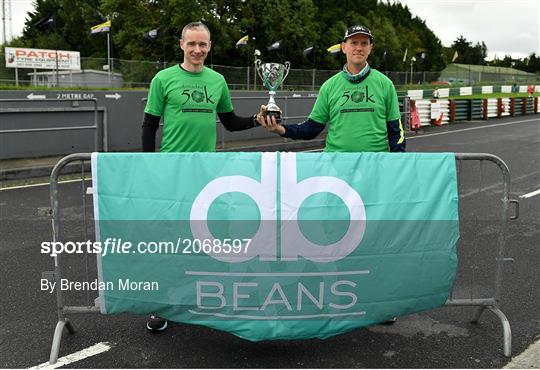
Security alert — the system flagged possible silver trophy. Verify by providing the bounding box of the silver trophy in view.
[255,59,291,123]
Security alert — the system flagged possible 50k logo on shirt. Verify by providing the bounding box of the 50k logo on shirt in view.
[180,86,214,105]
[340,85,375,106]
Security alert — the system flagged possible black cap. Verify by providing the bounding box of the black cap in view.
[343,25,373,42]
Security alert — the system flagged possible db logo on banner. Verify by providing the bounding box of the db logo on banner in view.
[190,153,366,263]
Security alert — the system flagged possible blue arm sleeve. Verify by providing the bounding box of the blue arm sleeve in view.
[387,119,406,152]
[282,119,325,140]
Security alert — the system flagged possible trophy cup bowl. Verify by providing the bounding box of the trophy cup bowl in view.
[255,59,291,123]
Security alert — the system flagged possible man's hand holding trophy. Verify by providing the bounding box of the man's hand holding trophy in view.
[254,57,290,132]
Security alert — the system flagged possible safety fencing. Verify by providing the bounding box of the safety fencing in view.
[406,96,538,128]
[41,152,519,365]
[0,98,107,159]
[1,51,538,89]
[405,85,539,101]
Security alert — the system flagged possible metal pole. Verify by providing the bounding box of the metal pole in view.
[15,67,18,86]
[107,31,111,86]
[110,27,114,85]
[410,60,413,85]
[2,0,6,45]
[312,69,316,90]
[246,51,250,90]
[402,96,410,131]
[254,64,257,90]
[55,49,59,86]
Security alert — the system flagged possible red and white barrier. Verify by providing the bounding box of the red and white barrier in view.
[487,99,498,118]
[501,98,510,117]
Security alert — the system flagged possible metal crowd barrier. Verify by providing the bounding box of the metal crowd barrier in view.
[0,98,108,153]
[42,152,519,364]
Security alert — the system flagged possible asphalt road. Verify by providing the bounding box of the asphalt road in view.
[1,115,539,368]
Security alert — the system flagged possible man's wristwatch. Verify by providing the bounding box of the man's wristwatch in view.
[253,114,260,126]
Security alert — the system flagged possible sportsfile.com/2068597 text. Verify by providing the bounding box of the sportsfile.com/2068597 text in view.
[40,237,252,257]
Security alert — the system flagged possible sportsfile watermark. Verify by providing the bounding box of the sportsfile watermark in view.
[40,237,252,257]
[37,218,460,325]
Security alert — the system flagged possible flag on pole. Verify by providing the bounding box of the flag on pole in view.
[236,35,249,48]
[34,15,55,31]
[303,45,315,55]
[91,20,111,34]
[402,48,408,62]
[143,27,163,42]
[267,40,282,51]
[452,50,458,62]
[327,44,341,54]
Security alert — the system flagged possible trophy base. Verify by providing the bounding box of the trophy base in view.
[265,110,282,123]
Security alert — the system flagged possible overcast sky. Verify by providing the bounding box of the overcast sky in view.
[3,0,539,60]
[394,0,539,60]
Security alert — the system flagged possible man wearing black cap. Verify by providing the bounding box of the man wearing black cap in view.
[258,25,405,153]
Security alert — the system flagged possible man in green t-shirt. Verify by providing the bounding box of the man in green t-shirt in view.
[258,25,405,152]
[142,21,263,153]
[142,21,264,332]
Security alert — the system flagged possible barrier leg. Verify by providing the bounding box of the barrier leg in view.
[468,305,511,357]
[471,306,487,324]
[49,318,76,364]
[488,306,512,357]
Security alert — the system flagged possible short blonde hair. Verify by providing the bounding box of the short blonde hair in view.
[181,22,211,40]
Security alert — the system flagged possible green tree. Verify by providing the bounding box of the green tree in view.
[522,53,540,73]
[450,35,487,65]
[21,0,103,56]
[236,0,318,67]
[8,0,502,75]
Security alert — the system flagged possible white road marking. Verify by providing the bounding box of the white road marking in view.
[29,342,111,369]
[407,118,539,140]
[504,338,540,368]
[1,178,90,191]
[458,172,539,198]
[520,189,540,199]
[302,118,539,152]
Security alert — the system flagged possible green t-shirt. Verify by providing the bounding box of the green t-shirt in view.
[309,69,401,152]
[144,65,234,152]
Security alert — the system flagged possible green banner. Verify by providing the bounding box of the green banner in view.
[92,152,459,341]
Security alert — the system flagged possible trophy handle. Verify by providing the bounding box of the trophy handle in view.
[254,59,265,82]
[283,61,291,81]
